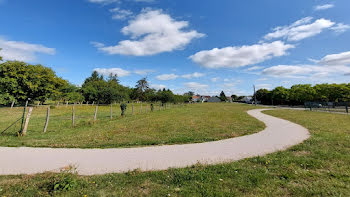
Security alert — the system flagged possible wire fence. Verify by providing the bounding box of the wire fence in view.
[304,102,349,114]
[0,101,188,136]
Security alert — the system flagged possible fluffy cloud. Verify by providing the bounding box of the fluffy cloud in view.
[246,66,264,71]
[331,23,350,34]
[314,4,334,11]
[262,64,350,78]
[156,74,179,80]
[181,72,205,79]
[264,17,335,41]
[134,69,155,75]
[94,67,131,77]
[184,82,209,91]
[110,7,133,20]
[262,50,350,78]
[189,41,294,68]
[95,9,204,56]
[211,77,219,82]
[318,51,350,66]
[0,38,55,62]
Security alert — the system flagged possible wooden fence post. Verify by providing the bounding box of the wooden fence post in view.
[110,104,113,120]
[21,107,33,136]
[72,103,75,127]
[43,107,50,133]
[11,101,15,109]
[94,105,98,121]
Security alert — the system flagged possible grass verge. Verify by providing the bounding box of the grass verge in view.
[0,109,349,196]
[0,103,263,148]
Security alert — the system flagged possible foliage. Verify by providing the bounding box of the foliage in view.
[81,72,129,104]
[256,83,350,105]
[0,61,67,104]
[219,91,227,102]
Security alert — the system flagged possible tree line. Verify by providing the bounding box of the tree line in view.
[0,59,190,105]
[255,84,350,105]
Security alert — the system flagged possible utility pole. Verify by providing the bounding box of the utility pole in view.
[253,85,257,106]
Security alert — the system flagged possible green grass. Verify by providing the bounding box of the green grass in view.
[0,103,263,148]
[1,108,349,196]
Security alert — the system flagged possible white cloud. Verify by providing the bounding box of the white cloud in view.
[181,72,205,79]
[0,37,55,62]
[134,69,155,75]
[94,67,131,77]
[331,23,350,34]
[110,7,133,20]
[264,17,335,41]
[150,84,166,90]
[156,73,179,80]
[318,51,350,66]
[262,64,350,78]
[190,41,294,68]
[246,66,264,71]
[314,4,334,11]
[95,9,204,56]
[184,82,209,91]
[256,84,272,90]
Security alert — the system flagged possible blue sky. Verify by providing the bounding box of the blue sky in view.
[1,0,350,96]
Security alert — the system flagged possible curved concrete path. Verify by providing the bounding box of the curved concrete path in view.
[0,109,309,175]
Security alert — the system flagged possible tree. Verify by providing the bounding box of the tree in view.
[272,86,289,105]
[184,91,195,97]
[255,89,272,105]
[219,91,227,102]
[0,61,67,103]
[289,84,315,105]
[135,77,149,101]
[231,94,238,101]
[81,71,129,104]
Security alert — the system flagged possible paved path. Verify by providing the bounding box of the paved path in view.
[0,109,310,175]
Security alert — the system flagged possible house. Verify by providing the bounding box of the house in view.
[192,95,201,102]
[208,96,221,102]
[241,96,253,104]
[192,95,211,102]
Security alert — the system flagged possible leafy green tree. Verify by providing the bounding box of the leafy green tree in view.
[289,84,315,105]
[0,61,67,103]
[134,77,149,101]
[219,91,227,102]
[255,89,272,105]
[271,86,289,105]
[231,94,238,101]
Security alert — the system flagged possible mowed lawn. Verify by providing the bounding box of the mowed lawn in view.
[0,103,263,148]
[0,109,349,196]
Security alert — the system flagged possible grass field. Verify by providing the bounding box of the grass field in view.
[0,103,263,148]
[1,108,349,196]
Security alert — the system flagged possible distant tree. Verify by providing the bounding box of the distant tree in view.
[135,77,149,101]
[184,91,195,97]
[231,94,238,101]
[0,48,2,61]
[219,91,227,102]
